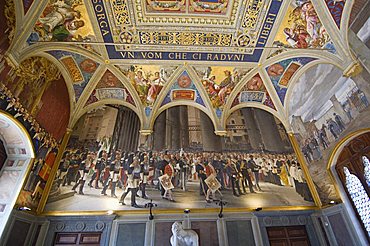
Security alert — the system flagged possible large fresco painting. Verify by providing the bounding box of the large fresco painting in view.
[43,106,315,212]
[289,64,370,202]
[30,0,94,42]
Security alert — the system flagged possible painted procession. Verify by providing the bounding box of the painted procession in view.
[46,145,314,210]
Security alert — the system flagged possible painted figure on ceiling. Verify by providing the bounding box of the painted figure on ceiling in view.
[147,70,166,103]
[122,66,173,106]
[32,0,91,42]
[279,1,331,49]
[200,67,242,109]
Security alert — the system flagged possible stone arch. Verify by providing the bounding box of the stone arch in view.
[224,103,289,132]
[327,128,370,244]
[150,101,218,132]
[72,99,142,130]
[149,67,218,130]
[0,111,34,238]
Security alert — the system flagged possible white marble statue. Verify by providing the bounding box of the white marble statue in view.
[170,221,199,246]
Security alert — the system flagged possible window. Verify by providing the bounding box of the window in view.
[344,165,370,237]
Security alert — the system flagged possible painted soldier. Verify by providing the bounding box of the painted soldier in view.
[89,150,107,189]
[225,159,242,197]
[119,156,141,208]
[247,155,260,191]
[140,155,150,199]
[195,157,207,196]
[72,151,93,195]
[101,150,121,197]
[163,159,175,202]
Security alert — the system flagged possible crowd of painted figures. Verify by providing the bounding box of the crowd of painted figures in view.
[301,89,369,164]
[56,146,313,208]
[0,84,58,149]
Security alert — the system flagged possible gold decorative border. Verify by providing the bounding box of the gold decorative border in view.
[41,205,318,217]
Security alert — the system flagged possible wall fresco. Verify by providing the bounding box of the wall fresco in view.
[47,50,99,101]
[193,66,251,110]
[35,76,70,141]
[273,1,335,53]
[85,70,135,106]
[17,146,58,211]
[289,64,370,203]
[118,65,177,107]
[231,74,276,110]
[43,107,315,212]
[266,57,317,104]
[0,82,63,212]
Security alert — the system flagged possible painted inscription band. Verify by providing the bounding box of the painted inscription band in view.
[92,0,282,62]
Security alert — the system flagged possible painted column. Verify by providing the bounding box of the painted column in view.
[200,111,222,152]
[330,95,350,123]
[179,105,189,149]
[169,107,181,150]
[37,128,72,214]
[153,112,166,151]
[241,108,263,150]
[129,111,140,151]
[111,108,140,152]
[253,109,285,152]
[165,110,172,149]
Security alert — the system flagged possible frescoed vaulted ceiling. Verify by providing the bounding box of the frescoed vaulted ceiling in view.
[3,0,361,134]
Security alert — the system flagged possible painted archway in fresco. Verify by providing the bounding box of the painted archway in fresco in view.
[287,63,370,203]
[0,112,34,238]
